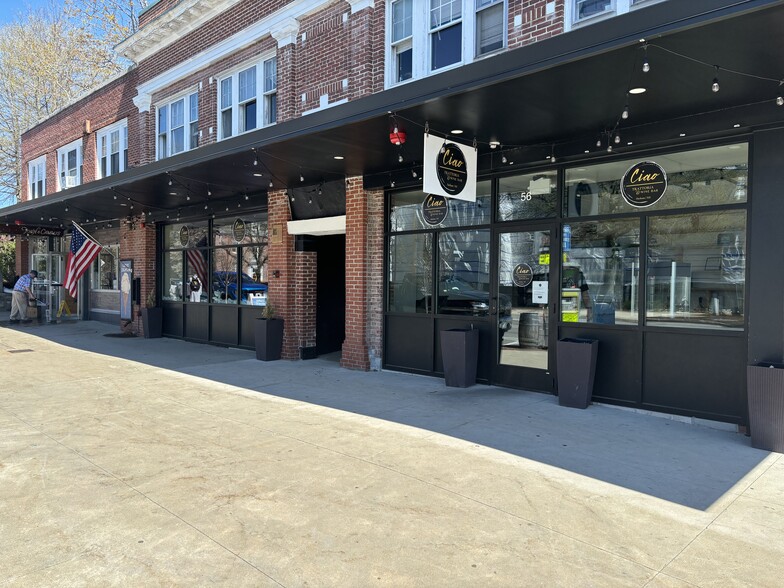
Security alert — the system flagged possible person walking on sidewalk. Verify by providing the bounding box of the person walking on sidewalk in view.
[9,270,38,324]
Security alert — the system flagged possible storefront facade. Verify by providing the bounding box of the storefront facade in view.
[4,0,784,427]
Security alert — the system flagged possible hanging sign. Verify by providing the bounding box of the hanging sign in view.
[233,218,246,242]
[423,134,477,202]
[422,194,448,226]
[178,225,191,247]
[512,263,534,288]
[621,161,668,208]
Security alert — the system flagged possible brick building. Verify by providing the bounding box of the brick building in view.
[4,0,784,429]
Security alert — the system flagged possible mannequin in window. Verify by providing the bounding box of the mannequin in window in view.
[189,274,202,302]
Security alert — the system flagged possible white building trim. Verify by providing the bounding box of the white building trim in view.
[287,215,346,236]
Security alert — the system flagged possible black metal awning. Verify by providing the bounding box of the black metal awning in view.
[3,0,783,229]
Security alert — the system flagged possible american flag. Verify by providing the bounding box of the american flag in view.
[185,235,208,292]
[63,222,102,299]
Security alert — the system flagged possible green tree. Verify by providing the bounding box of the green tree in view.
[0,237,15,287]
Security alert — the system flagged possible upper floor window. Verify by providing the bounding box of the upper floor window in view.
[57,139,82,191]
[387,1,507,86]
[157,91,198,160]
[568,0,665,29]
[218,56,277,141]
[97,120,128,179]
[28,156,46,199]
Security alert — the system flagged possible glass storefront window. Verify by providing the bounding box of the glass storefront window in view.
[213,213,267,246]
[388,233,432,313]
[390,181,491,231]
[563,219,641,325]
[163,251,184,301]
[163,221,209,249]
[498,171,557,221]
[646,210,745,330]
[91,246,119,290]
[239,244,268,306]
[212,247,238,304]
[185,247,208,302]
[437,229,491,315]
[565,144,748,217]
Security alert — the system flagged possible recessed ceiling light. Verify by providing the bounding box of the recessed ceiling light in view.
[627,141,633,145]
[584,150,590,154]
[733,123,741,128]
[679,133,686,137]
[628,87,647,95]
[120,203,127,206]
[450,129,464,134]
[253,173,263,176]
[333,155,344,160]
[169,192,177,195]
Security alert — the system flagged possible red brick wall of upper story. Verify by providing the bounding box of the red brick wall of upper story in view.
[508,0,565,49]
[138,0,180,28]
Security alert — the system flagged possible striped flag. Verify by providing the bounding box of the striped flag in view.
[63,222,102,299]
[185,234,208,293]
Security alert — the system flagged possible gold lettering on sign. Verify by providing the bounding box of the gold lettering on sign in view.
[442,149,465,170]
[629,168,661,184]
[426,195,445,207]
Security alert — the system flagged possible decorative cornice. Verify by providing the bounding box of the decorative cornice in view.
[133,92,152,113]
[270,17,300,47]
[345,0,374,14]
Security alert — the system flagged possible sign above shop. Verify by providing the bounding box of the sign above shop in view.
[422,194,449,226]
[423,134,477,202]
[0,223,64,237]
[233,218,246,243]
[621,161,668,208]
[512,263,534,288]
[178,225,190,247]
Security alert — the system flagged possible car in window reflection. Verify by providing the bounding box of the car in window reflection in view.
[438,276,513,332]
[213,271,268,301]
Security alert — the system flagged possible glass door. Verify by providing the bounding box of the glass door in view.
[493,226,558,391]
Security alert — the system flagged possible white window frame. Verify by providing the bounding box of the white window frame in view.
[91,244,120,291]
[217,54,277,141]
[156,89,199,160]
[566,0,665,30]
[28,155,46,200]
[385,0,507,88]
[96,119,128,179]
[56,139,83,191]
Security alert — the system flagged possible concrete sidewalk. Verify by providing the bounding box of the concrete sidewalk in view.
[2,319,783,586]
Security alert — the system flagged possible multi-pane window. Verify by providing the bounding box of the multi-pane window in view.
[569,0,664,28]
[392,0,413,83]
[91,245,119,290]
[387,1,506,86]
[28,156,46,199]
[430,0,463,70]
[157,92,198,159]
[97,120,128,178]
[57,139,82,190]
[218,56,277,141]
[575,0,611,20]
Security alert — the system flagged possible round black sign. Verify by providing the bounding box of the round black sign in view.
[422,194,448,226]
[621,161,668,208]
[233,218,246,243]
[512,263,534,288]
[436,142,468,196]
[178,225,190,248]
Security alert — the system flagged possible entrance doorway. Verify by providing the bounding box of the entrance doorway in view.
[315,234,346,356]
[493,225,558,391]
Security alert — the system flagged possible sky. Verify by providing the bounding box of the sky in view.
[0,0,63,26]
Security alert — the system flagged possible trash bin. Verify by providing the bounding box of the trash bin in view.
[518,311,548,348]
[440,328,479,387]
[557,338,599,409]
[747,363,784,452]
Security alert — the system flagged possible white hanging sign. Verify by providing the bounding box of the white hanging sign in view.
[423,134,477,202]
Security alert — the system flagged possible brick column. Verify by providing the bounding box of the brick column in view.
[276,43,298,122]
[339,184,384,370]
[120,216,156,335]
[348,5,374,100]
[15,237,30,277]
[267,189,298,359]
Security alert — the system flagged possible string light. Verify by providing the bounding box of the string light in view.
[642,44,650,73]
[712,66,720,93]
[398,153,404,163]
[622,103,630,120]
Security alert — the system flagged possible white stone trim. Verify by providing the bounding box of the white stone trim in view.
[287,215,346,236]
[270,17,299,47]
[301,97,348,116]
[346,0,374,14]
[133,93,152,113]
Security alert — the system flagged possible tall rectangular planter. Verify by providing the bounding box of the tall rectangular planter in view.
[255,318,284,361]
[440,328,479,388]
[747,363,784,453]
[557,338,599,409]
[141,307,162,339]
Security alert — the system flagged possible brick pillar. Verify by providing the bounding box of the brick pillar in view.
[82,128,96,183]
[276,43,298,122]
[293,249,317,354]
[340,177,383,370]
[366,188,385,370]
[267,189,298,359]
[348,5,374,100]
[120,216,156,334]
[15,237,30,277]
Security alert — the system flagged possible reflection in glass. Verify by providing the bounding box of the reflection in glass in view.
[564,144,748,217]
[563,220,640,325]
[390,182,491,231]
[163,221,208,249]
[239,244,268,306]
[162,251,184,301]
[214,213,267,245]
[211,247,238,304]
[185,247,208,303]
[388,233,432,313]
[437,229,491,315]
[646,211,745,329]
[498,171,557,221]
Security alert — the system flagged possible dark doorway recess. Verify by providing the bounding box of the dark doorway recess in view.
[316,234,346,356]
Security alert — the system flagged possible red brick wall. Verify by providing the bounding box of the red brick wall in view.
[119,216,156,335]
[138,0,179,28]
[266,188,297,358]
[508,0,565,49]
[366,187,384,369]
[341,175,369,370]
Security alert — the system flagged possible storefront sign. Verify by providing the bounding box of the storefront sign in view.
[621,161,668,208]
[512,263,534,288]
[119,259,133,320]
[233,218,246,242]
[422,194,448,226]
[178,225,190,247]
[0,223,64,237]
[423,133,477,202]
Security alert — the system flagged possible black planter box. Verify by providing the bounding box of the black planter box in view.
[255,318,284,361]
[557,338,599,409]
[747,363,784,453]
[141,307,162,338]
[440,328,479,388]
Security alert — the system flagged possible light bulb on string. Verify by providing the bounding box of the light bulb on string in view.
[596,139,602,148]
[777,94,784,107]
[712,66,720,93]
[269,181,274,188]
[642,44,650,73]
[614,133,621,144]
[412,168,418,178]
[501,153,508,164]
[398,153,404,163]
[607,144,613,153]
[622,104,630,120]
